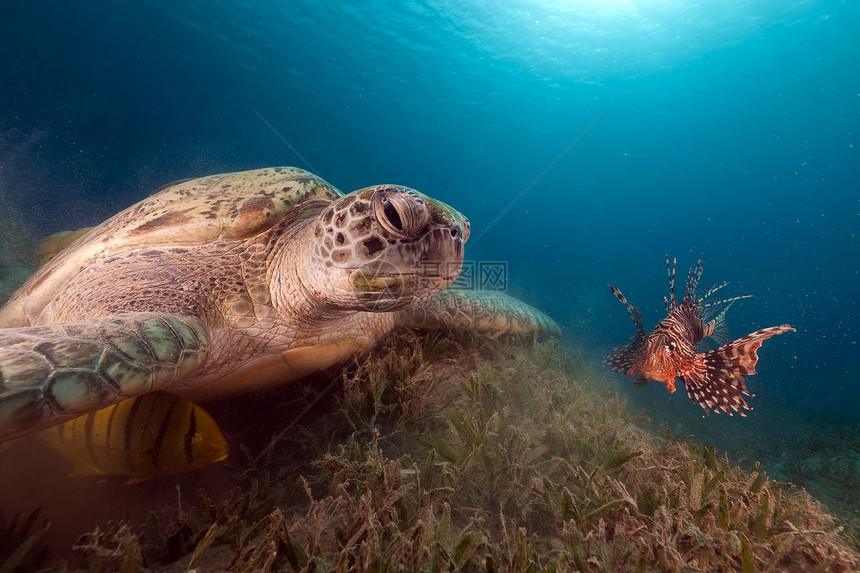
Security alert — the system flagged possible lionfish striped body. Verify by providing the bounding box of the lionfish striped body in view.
[605,255,794,416]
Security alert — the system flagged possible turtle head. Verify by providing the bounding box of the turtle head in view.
[307,184,469,311]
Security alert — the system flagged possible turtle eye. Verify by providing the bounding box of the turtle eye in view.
[372,186,428,237]
[383,201,403,231]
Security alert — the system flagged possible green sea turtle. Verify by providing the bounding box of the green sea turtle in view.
[0,167,559,442]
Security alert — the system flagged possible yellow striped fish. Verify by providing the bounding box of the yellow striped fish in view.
[37,391,228,481]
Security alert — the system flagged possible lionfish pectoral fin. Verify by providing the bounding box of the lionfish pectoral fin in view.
[683,324,795,416]
[608,285,646,336]
[633,376,648,387]
[604,334,646,375]
[715,325,796,376]
[702,300,735,347]
[682,362,751,416]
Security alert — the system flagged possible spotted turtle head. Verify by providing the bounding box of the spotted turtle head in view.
[308,184,469,311]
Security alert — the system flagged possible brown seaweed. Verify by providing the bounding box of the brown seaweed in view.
[6,331,859,571]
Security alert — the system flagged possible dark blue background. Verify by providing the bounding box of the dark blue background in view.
[1,0,858,469]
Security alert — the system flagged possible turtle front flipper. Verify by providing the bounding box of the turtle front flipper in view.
[0,313,209,441]
[394,290,561,337]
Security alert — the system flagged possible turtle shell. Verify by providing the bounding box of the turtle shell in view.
[0,167,342,327]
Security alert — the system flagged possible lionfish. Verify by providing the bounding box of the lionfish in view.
[605,255,794,416]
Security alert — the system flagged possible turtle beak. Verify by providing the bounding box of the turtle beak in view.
[459,216,470,243]
[347,223,465,306]
[349,263,406,292]
[420,226,465,284]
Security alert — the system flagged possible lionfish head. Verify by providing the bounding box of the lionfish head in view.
[628,332,685,389]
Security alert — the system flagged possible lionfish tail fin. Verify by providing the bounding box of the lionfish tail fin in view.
[684,325,795,416]
[609,285,646,336]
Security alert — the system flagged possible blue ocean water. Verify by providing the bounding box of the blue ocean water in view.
[1,0,857,507]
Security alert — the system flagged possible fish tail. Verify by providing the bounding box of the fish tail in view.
[684,325,795,415]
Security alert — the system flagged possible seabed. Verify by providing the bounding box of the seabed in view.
[1,331,858,572]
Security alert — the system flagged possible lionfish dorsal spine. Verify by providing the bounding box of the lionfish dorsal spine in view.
[696,281,729,306]
[698,294,753,310]
[683,254,706,304]
[666,255,678,310]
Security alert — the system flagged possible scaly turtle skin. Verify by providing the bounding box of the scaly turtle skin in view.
[0,167,559,441]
